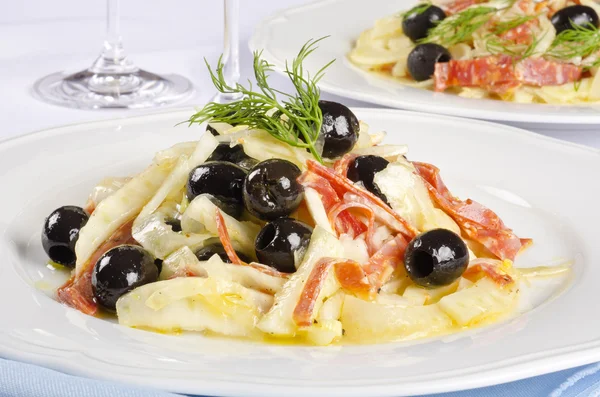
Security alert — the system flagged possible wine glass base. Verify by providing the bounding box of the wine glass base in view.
[33,69,194,110]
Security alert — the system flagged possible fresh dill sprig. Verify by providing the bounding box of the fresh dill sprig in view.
[485,31,546,59]
[485,37,525,56]
[186,37,335,163]
[421,6,497,46]
[574,58,600,91]
[492,15,538,35]
[548,23,600,60]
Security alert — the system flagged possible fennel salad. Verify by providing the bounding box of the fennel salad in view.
[41,40,559,345]
[349,0,600,104]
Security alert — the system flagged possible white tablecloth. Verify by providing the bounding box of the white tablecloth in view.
[1,0,598,148]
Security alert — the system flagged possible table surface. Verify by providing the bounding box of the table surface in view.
[0,1,599,396]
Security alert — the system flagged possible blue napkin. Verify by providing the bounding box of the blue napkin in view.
[1,358,599,397]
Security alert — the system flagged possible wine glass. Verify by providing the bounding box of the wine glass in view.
[33,0,194,109]
[212,0,244,104]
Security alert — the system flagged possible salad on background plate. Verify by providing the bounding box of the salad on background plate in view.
[349,0,600,104]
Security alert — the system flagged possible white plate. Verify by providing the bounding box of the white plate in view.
[1,109,599,397]
[250,0,600,127]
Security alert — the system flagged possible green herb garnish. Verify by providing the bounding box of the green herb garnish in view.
[548,22,600,61]
[421,6,497,46]
[485,32,546,60]
[492,15,538,35]
[400,2,433,19]
[187,38,335,163]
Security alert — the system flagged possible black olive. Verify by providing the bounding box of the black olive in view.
[243,159,303,221]
[165,218,182,232]
[187,161,247,218]
[402,4,446,42]
[207,143,257,169]
[91,245,158,311]
[206,124,219,136]
[41,206,89,267]
[404,229,469,288]
[195,243,251,263]
[214,145,259,170]
[319,100,360,159]
[347,155,390,203]
[154,258,163,274]
[236,156,260,171]
[407,43,452,82]
[551,5,599,34]
[255,218,313,273]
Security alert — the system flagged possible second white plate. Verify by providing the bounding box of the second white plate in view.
[250,0,600,128]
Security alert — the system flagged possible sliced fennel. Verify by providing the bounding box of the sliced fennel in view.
[86,176,131,209]
[160,246,286,294]
[341,295,453,342]
[135,132,219,221]
[152,141,197,165]
[116,277,272,337]
[438,278,518,326]
[303,187,335,235]
[375,159,460,234]
[354,121,386,149]
[238,129,313,170]
[305,291,346,346]
[181,194,261,255]
[131,133,219,259]
[351,144,408,160]
[402,281,460,305]
[258,226,343,336]
[75,160,175,276]
[133,201,212,259]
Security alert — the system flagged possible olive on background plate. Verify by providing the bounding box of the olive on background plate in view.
[41,205,89,267]
[92,245,159,311]
[347,155,390,203]
[319,100,360,159]
[187,161,247,218]
[255,218,313,273]
[404,228,469,288]
[195,242,251,263]
[402,4,446,43]
[407,43,452,82]
[243,159,304,221]
[551,5,599,34]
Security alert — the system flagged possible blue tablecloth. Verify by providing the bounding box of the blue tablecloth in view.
[1,358,599,397]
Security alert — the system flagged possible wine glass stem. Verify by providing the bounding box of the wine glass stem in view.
[223,0,240,87]
[105,0,122,60]
[90,0,137,74]
[212,0,243,103]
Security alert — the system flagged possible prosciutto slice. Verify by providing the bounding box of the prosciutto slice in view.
[413,162,527,261]
[434,56,582,92]
[57,220,136,315]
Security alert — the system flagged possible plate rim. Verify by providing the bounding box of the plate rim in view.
[0,108,599,397]
[250,0,600,125]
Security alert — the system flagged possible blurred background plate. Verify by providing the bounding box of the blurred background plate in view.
[250,0,600,135]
